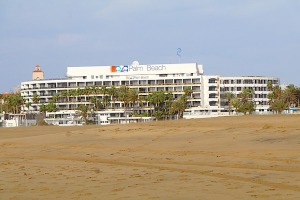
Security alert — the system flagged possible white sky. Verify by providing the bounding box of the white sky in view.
[1,0,300,92]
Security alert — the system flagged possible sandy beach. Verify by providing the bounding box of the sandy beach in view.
[0,115,300,200]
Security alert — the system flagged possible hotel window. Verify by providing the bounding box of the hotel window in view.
[183,79,192,84]
[208,78,216,83]
[165,79,173,84]
[130,80,139,85]
[121,81,129,85]
[223,80,229,84]
[166,87,173,92]
[103,81,111,86]
[209,101,217,106]
[149,87,156,92]
[139,88,147,93]
[244,80,253,84]
[69,82,76,87]
[174,86,181,92]
[209,94,216,98]
[157,80,164,85]
[148,80,156,85]
[192,78,200,84]
[209,86,216,91]
[192,86,200,91]
[112,81,120,86]
[91,75,94,79]
[139,80,147,85]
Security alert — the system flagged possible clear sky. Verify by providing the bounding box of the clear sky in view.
[1,0,300,93]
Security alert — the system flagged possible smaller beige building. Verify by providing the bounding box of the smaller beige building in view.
[32,65,44,80]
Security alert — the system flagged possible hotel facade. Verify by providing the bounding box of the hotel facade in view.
[20,62,279,122]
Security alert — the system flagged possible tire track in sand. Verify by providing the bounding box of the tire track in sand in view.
[11,154,300,193]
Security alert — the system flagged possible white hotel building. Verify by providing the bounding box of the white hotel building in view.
[20,62,279,122]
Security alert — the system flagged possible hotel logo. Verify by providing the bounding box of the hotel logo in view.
[111,66,129,73]
[111,64,166,73]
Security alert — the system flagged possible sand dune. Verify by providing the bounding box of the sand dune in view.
[1,115,300,199]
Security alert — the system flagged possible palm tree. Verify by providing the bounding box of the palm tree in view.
[128,89,139,109]
[239,88,254,103]
[224,92,236,115]
[100,86,107,95]
[69,89,77,102]
[60,90,68,102]
[90,85,99,95]
[267,81,273,91]
[233,88,255,115]
[117,85,130,109]
[183,86,193,108]
[273,85,282,100]
[4,93,25,114]
[76,88,83,102]
[46,101,57,112]
[295,87,300,107]
[137,95,146,109]
[231,97,241,114]
[163,92,174,119]
[103,96,111,109]
[25,101,32,112]
[148,91,166,109]
[147,91,175,118]
[0,94,4,112]
[271,99,287,114]
[268,85,287,114]
[32,93,40,104]
[83,86,92,102]
[183,86,193,96]
[90,96,103,111]
[108,85,118,109]
[99,86,109,108]
[0,93,3,105]
[78,104,89,125]
[170,96,186,119]
[284,84,296,107]
[1,95,9,113]
[153,110,164,121]
[52,93,59,103]
[39,104,47,114]
[268,85,295,114]
[32,93,40,111]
